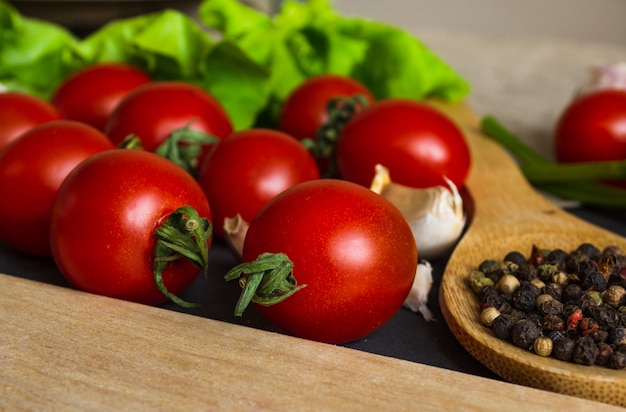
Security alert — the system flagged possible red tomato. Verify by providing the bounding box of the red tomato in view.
[50,150,213,305]
[337,99,471,189]
[197,129,320,238]
[555,89,626,163]
[0,91,61,150]
[0,120,114,257]
[104,81,233,163]
[239,179,417,344]
[51,63,151,131]
[278,74,375,141]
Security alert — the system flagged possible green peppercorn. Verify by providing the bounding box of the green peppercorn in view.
[478,259,500,275]
[537,263,559,282]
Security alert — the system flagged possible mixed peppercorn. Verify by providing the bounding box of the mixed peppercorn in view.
[468,243,626,369]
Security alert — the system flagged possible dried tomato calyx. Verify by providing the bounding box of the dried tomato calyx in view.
[155,122,220,176]
[225,252,307,316]
[153,205,213,308]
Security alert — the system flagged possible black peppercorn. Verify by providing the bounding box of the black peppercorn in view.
[588,305,620,330]
[503,251,526,266]
[491,314,516,340]
[572,336,599,365]
[516,263,538,282]
[609,351,626,370]
[539,298,564,316]
[594,342,614,366]
[512,282,540,312]
[591,328,609,345]
[577,243,601,260]
[547,248,569,263]
[510,319,541,350]
[566,250,591,274]
[542,282,563,301]
[581,268,608,292]
[553,337,576,361]
[542,313,565,332]
[609,327,626,346]
[562,284,583,303]
[547,330,566,343]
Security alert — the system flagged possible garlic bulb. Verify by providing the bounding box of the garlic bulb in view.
[579,62,626,95]
[370,164,466,261]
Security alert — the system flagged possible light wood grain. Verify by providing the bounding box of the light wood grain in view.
[1,273,622,411]
[436,102,626,407]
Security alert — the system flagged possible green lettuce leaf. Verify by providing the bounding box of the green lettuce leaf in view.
[0,0,469,130]
[0,1,77,97]
[199,0,470,124]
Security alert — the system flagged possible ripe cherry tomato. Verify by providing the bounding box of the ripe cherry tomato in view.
[50,150,213,305]
[197,128,320,238]
[51,63,151,131]
[0,91,61,150]
[239,179,417,344]
[104,81,234,164]
[336,99,471,189]
[0,120,114,257]
[555,89,626,163]
[278,74,375,141]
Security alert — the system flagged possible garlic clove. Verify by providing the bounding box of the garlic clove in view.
[403,260,436,321]
[370,164,466,261]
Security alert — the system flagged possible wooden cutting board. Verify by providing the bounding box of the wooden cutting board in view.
[1,102,623,411]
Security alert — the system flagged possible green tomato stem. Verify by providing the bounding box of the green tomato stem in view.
[224,252,306,316]
[153,205,213,308]
[155,122,220,176]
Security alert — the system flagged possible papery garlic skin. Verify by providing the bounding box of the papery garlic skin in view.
[579,62,626,95]
[404,260,435,321]
[370,164,466,261]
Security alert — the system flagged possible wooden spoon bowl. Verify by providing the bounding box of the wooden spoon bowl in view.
[435,102,626,407]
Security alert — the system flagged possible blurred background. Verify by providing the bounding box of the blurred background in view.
[7,0,626,46]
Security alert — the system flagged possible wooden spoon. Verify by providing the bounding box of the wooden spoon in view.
[435,101,626,407]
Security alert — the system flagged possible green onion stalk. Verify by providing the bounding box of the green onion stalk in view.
[480,116,626,207]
